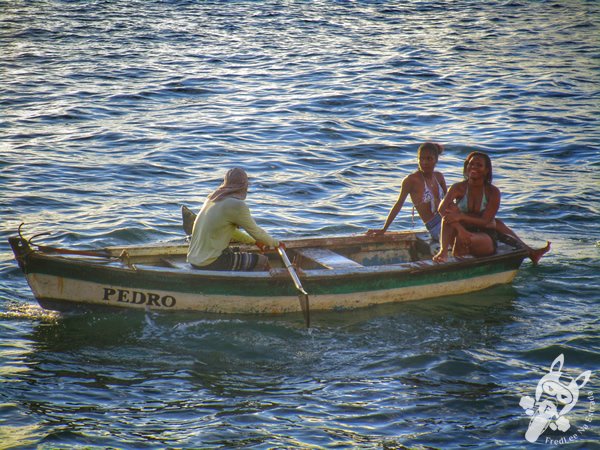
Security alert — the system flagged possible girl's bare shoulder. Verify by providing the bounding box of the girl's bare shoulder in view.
[450,180,467,190]
[447,180,466,197]
[403,171,423,185]
[487,183,501,196]
[433,171,446,182]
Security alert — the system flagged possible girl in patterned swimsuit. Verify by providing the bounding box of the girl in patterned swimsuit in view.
[367,142,447,241]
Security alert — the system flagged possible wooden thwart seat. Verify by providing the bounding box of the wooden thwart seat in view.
[295,247,363,269]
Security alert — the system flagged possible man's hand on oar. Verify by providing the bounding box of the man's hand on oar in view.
[255,241,269,253]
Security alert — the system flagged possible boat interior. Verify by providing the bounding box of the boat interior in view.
[155,232,439,271]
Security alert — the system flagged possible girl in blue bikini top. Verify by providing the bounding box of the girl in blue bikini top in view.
[456,184,488,214]
[432,151,501,262]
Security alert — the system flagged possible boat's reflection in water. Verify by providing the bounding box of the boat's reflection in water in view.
[24,281,519,369]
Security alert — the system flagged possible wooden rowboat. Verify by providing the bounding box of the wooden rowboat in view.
[9,224,528,317]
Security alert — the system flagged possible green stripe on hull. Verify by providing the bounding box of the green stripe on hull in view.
[305,257,521,295]
[29,269,519,314]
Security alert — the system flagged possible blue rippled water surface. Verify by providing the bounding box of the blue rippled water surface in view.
[1,1,599,448]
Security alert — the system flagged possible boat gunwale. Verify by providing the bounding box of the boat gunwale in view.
[12,233,528,282]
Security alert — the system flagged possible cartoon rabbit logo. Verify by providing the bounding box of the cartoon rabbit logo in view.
[519,354,592,443]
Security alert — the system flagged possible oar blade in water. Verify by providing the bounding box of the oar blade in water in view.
[298,292,310,328]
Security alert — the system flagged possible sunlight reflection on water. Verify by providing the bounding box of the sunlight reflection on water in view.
[1,0,599,448]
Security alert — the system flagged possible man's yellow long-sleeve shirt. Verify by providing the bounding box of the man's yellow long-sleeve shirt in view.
[187,197,279,267]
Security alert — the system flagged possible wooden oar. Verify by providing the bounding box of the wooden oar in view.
[277,245,310,328]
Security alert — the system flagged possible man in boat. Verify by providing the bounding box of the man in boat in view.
[187,168,280,271]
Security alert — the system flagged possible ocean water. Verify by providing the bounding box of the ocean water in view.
[1,0,599,448]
